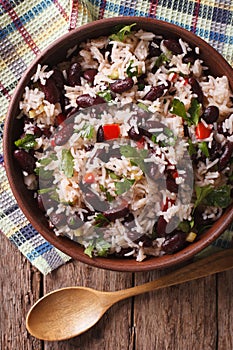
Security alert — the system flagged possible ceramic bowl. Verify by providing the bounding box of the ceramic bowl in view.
[4,17,233,271]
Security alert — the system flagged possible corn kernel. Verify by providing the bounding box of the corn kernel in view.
[186,232,197,242]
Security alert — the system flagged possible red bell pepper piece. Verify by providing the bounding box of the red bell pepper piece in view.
[195,122,212,139]
[103,124,120,140]
[83,172,95,184]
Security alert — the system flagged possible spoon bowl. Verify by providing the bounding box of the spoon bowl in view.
[26,288,109,341]
[26,248,233,341]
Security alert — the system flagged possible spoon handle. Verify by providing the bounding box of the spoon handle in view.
[110,248,233,302]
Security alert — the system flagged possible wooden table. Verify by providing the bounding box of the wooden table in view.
[1,233,233,350]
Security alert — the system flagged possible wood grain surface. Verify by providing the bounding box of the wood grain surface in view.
[1,233,233,350]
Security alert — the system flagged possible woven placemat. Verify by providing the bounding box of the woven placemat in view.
[0,0,232,274]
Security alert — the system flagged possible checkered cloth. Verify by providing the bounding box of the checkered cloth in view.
[0,0,232,274]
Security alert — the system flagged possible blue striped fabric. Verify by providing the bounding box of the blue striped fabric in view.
[0,0,232,274]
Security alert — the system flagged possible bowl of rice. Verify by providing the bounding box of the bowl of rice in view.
[4,17,233,271]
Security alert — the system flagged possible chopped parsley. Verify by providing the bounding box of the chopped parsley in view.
[198,142,209,157]
[137,102,149,111]
[14,134,37,150]
[205,185,232,208]
[109,23,136,42]
[154,53,170,69]
[120,145,148,173]
[194,185,213,208]
[79,123,95,140]
[97,90,113,102]
[170,98,201,126]
[188,98,201,126]
[60,149,74,178]
[94,213,110,227]
[115,177,135,195]
[126,60,139,78]
[99,184,115,202]
[84,238,111,257]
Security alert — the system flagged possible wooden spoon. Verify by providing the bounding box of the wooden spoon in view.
[26,248,233,341]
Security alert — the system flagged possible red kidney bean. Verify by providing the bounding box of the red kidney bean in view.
[166,170,179,193]
[138,126,152,139]
[188,77,203,103]
[134,234,153,247]
[143,82,170,101]
[13,149,36,174]
[218,141,233,171]
[39,78,60,104]
[28,125,42,138]
[122,212,134,224]
[148,39,162,58]
[54,123,74,145]
[103,202,129,221]
[96,125,105,142]
[80,182,110,212]
[37,194,58,213]
[67,62,82,86]
[49,213,67,227]
[202,106,219,124]
[166,177,178,193]
[163,39,182,54]
[161,231,187,253]
[182,54,196,65]
[76,94,105,108]
[128,126,142,141]
[51,68,65,89]
[83,69,98,84]
[156,216,167,237]
[110,77,134,93]
[67,214,84,229]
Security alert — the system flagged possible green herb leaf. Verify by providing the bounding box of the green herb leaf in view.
[188,98,201,126]
[126,60,138,78]
[194,185,213,208]
[84,243,94,258]
[14,134,37,150]
[79,124,95,140]
[170,99,187,120]
[205,185,232,208]
[37,188,53,194]
[97,90,112,102]
[94,213,110,227]
[178,220,192,233]
[40,154,57,165]
[188,139,196,156]
[60,149,74,178]
[154,53,170,69]
[109,23,136,42]
[95,238,111,257]
[115,178,135,195]
[198,142,209,157]
[35,167,54,180]
[120,145,148,173]
[109,172,121,180]
[137,102,149,111]
[99,184,115,202]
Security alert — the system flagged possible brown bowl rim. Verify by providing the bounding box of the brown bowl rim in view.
[3,16,233,272]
